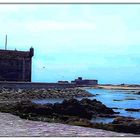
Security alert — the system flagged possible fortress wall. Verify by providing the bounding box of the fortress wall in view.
[0,48,34,82]
[0,82,76,89]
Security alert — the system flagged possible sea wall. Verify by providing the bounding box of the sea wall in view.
[0,81,76,89]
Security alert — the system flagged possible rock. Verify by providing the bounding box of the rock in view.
[111,107,123,110]
[110,116,140,134]
[125,108,140,112]
[113,99,123,102]
[0,88,94,100]
[0,98,117,122]
[67,118,93,127]
[112,116,135,124]
[136,91,140,95]
[124,98,136,100]
[80,98,116,115]
[53,99,93,119]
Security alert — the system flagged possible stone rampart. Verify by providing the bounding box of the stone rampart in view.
[0,81,76,89]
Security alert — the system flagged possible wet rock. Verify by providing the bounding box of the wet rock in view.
[80,98,116,115]
[110,116,140,134]
[98,114,119,118]
[124,97,136,100]
[67,118,93,127]
[111,107,124,110]
[113,99,123,102]
[90,116,140,134]
[0,98,116,122]
[136,91,140,95]
[125,108,140,112]
[54,99,93,119]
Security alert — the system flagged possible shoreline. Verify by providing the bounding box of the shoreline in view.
[0,87,140,136]
[91,85,140,90]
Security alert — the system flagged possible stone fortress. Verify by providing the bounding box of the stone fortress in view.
[0,47,34,82]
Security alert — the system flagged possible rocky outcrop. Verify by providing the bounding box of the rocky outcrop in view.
[0,98,140,134]
[0,98,116,123]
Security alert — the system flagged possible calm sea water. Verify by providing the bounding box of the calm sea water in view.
[32,88,140,123]
[87,89,140,123]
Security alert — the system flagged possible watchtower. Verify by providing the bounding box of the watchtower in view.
[0,47,34,82]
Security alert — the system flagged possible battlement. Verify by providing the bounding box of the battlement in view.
[0,48,34,59]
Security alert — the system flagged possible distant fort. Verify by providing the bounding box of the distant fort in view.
[0,47,34,82]
[58,77,98,86]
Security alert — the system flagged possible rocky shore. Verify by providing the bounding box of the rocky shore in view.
[0,88,93,101]
[0,87,140,135]
[0,98,116,122]
[0,97,140,135]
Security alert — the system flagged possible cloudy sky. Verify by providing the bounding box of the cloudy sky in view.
[0,4,140,84]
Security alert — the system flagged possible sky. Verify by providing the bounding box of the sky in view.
[0,4,140,84]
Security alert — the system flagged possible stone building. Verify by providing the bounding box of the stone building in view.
[0,47,34,82]
[71,77,98,85]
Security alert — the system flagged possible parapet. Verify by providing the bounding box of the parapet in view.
[0,48,34,59]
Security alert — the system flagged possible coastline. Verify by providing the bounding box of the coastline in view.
[0,87,140,136]
[91,85,140,90]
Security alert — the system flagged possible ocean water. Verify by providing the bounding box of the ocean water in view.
[86,89,140,123]
[86,89,140,118]
[32,88,140,123]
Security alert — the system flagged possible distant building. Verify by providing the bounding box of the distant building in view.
[58,81,69,84]
[0,47,34,82]
[71,77,98,85]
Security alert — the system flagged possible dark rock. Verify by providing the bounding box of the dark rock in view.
[111,107,124,110]
[112,116,135,124]
[98,114,119,118]
[110,116,140,134]
[136,91,140,95]
[0,98,116,121]
[53,99,92,119]
[125,108,140,112]
[80,98,116,115]
[124,98,136,100]
[67,118,93,127]
[113,99,123,102]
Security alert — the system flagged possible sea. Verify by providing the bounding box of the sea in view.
[32,88,140,124]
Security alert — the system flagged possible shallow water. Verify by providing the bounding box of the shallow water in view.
[86,89,140,123]
[86,89,140,119]
[32,88,140,123]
